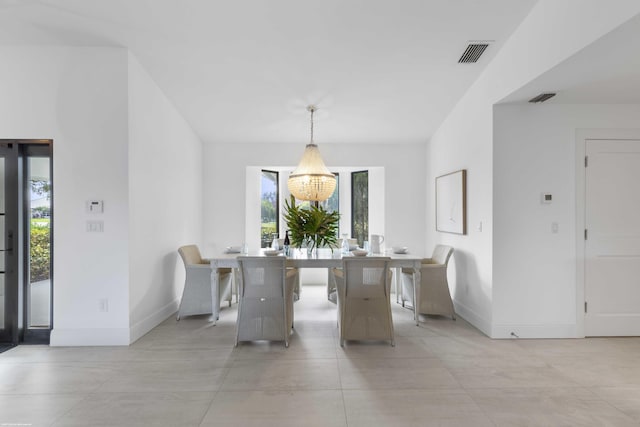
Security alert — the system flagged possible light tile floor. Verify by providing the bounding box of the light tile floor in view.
[1,285,640,426]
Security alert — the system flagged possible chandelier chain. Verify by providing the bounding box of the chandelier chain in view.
[309,106,314,144]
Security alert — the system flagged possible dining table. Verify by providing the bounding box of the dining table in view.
[209,248,425,325]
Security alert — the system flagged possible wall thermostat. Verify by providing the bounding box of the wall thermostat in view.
[86,200,104,213]
[541,193,552,204]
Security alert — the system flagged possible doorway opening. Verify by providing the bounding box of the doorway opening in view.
[0,139,53,347]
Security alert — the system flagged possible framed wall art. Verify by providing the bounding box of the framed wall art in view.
[436,169,467,235]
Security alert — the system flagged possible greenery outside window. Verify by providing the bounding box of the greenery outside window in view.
[260,170,278,248]
[319,173,339,213]
[351,170,368,246]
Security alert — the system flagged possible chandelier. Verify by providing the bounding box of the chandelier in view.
[287,106,336,202]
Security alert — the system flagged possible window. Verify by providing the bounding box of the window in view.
[260,170,278,248]
[351,170,368,246]
[27,156,52,330]
[319,173,339,213]
[247,166,378,251]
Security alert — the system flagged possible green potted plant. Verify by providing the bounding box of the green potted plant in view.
[283,196,340,254]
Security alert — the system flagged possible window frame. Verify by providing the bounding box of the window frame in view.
[260,169,279,248]
[350,170,369,246]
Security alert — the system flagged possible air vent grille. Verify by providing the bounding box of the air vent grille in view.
[458,43,489,63]
[529,93,556,103]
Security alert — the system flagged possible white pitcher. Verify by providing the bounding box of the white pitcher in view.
[370,234,385,254]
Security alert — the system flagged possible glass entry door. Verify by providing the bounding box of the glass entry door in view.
[0,143,19,344]
[0,140,52,345]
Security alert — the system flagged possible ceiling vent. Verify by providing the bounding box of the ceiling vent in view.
[528,93,556,103]
[458,42,490,63]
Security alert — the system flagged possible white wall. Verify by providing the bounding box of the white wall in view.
[0,47,203,345]
[493,103,640,338]
[0,47,131,345]
[426,0,640,337]
[204,143,426,258]
[426,94,495,334]
[127,53,204,342]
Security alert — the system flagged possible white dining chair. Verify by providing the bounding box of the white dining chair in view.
[327,238,359,303]
[400,245,455,320]
[235,256,298,347]
[276,238,301,301]
[177,245,233,321]
[333,257,394,346]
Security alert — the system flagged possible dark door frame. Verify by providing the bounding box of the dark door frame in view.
[23,143,53,344]
[0,142,19,345]
[0,139,53,345]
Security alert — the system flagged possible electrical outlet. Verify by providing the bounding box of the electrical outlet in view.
[99,298,109,312]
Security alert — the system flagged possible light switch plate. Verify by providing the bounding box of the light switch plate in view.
[86,220,104,232]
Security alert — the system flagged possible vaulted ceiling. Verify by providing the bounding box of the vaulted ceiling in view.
[1,0,539,144]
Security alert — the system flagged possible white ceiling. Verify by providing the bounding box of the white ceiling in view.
[500,12,640,105]
[0,0,539,144]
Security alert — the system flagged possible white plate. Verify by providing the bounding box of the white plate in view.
[392,246,409,254]
[263,249,281,256]
[352,249,369,257]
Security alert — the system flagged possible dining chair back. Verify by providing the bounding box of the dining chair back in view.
[400,245,455,320]
[236,256,297,347]
[431,244,454,266]
[334,257,394,346]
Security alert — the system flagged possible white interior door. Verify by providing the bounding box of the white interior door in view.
[585,139,640,336]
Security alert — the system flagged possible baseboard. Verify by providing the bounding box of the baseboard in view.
[453,299,492,337]
[49,299,179,347]
[492,322,578,339]
[129,298,179,344]
[50,327,131,346]
[453,299,579,339]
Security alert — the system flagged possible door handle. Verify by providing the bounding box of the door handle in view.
[6,230,13,252]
